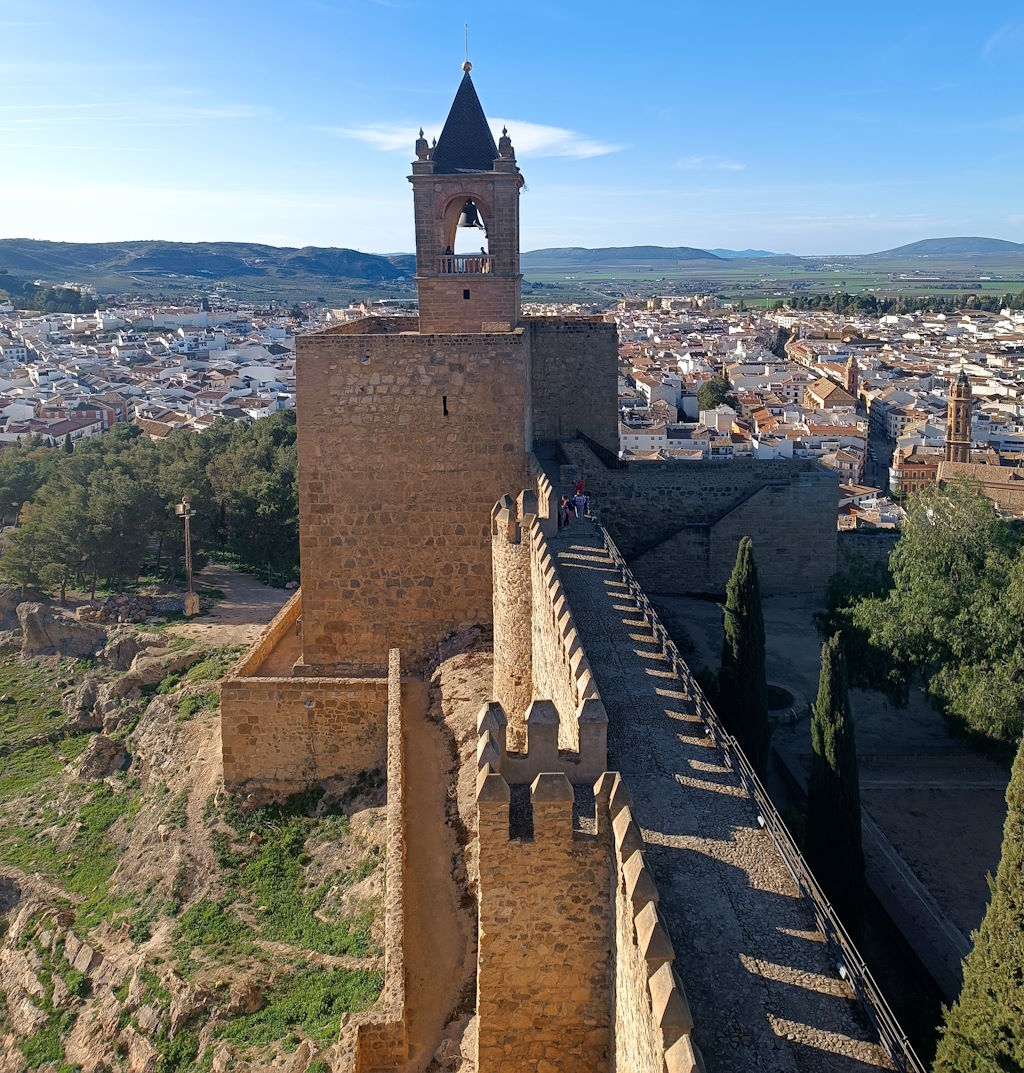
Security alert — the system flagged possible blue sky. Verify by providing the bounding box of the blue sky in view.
[1,0,1023,254]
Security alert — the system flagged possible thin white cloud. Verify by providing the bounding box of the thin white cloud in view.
[676,155,746,172]
[323,118,621,159]
[490,118,622,159]
[983,20,1024,58]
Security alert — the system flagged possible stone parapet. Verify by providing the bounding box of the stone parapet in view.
[595,772,706,1073]
[529,516,601,751]
[230,588,301,677]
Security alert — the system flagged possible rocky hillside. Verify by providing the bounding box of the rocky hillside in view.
[0,592,387,1073]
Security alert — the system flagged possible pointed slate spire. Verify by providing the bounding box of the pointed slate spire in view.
[432,71,499,174]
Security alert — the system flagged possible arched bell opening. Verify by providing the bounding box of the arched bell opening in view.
[438,194,494,274]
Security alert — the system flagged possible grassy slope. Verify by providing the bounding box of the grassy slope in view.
[0,627,386,1072]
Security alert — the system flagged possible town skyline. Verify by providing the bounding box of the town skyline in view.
[2,0,1023,254]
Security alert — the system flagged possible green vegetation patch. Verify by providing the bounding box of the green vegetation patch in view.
[177,689,220,720]
[241,816,377,957]
[173,898,255,975]
[17,1009,76,1068]
[0,780,138,929]
[217,966,383,1046]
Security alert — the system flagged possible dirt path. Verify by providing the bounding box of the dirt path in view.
[400,679,472,1072]
[168,563,291,649]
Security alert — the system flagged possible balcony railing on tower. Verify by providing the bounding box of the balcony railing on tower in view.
[437,254,492,275]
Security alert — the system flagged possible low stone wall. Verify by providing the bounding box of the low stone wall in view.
[599,773,705,1073]
[338,648,409,1071]
[220,593,388,794]
[838,529,898,572]
[232,588,301,677]
[476,769,613,1071]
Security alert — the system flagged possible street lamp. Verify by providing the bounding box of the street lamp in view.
[175,494,199,616]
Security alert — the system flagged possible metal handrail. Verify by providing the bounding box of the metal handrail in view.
[588,505,927,1073]
[575,427,629,470]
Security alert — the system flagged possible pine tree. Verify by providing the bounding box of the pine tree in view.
[805,633,864,934]
[719,536,770,773]
[62,433,73,454]
[934,734,1024,1071]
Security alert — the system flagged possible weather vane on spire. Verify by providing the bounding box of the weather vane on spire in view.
[462,23,472,73]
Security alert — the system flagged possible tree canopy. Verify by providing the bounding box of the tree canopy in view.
[805,633,864,933]
[718,536,770,773]
[844,480,1024,745]
[697,374,737,413]
[0,411,299,598]
[935,733,1024,1070]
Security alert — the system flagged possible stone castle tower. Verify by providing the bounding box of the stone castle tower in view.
[285,65,617,676]
[945,367,972,463]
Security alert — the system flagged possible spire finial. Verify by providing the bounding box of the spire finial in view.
[462,23,472,72]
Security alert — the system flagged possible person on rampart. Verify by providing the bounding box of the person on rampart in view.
[559,494,572,528]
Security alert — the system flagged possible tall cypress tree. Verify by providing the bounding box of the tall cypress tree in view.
[935,734,1024,1071]
[719,536,770,773]
[805,632,864,934]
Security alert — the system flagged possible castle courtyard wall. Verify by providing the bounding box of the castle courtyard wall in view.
[296,328,530,674]
[563,440,838,596]
[528,317,619,454]
[220,594,390,793]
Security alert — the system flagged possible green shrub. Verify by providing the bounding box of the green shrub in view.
[218,967,383,1046]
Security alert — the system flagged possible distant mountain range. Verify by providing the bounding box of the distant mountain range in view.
[2,236,1023,296]
[521,245,720,268]
[706,248,786,259]
[0,239,406,285]
[865,236,1024,258]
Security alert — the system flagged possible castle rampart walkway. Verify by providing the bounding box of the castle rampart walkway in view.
[551,520,892,1073]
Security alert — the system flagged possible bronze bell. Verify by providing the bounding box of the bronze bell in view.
[457,199,484,229]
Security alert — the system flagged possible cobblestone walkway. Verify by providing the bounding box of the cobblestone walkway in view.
[553,520,892,1073]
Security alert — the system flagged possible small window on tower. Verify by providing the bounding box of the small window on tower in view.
[463,289,470,300]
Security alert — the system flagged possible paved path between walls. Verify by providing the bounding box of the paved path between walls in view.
[400,679,471,1072]
[552,519,892,1073]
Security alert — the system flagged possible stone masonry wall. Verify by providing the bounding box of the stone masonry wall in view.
[528,317,619,454]
[491,495,533,741]
[220,596,388,793]
[296,328,530,674]
[220,675,388,795]
[564,440,838,597]
[476,770,612,1071]
[417,277,521,335]
[530,517,600,753]
[338,648,409,1071]
[598,774,704,1073]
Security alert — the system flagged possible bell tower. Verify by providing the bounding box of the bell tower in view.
[945,367,972,463]
[410,62,524,333]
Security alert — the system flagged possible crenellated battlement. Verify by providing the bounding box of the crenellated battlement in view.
[490,469,605,769]
[473,764,704,1072]
[476,695,607,786]
[596,772,706,1073]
